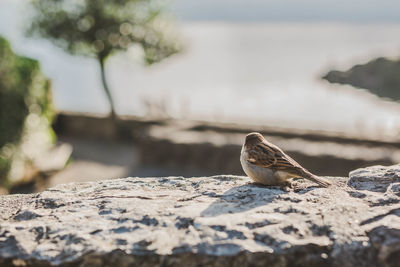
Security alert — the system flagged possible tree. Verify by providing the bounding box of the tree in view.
[0,35,54,186]
[28,0,181,119]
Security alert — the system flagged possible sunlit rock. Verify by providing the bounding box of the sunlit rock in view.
[0,165,399,266]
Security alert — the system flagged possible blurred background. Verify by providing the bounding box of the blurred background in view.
[1,0,400,194]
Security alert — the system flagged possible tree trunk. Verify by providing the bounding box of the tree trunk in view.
[98,57,116,120]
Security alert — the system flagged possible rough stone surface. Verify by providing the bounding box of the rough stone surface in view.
[1,165,400,266]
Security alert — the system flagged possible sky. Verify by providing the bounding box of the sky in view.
[1,0,400,23]
[1,0,400,134]
[170,0,400,22]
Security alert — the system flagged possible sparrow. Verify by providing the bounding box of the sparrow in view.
[240,132,331,187]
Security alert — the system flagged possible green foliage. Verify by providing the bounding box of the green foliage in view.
[28,0,181,63]
[28,0,181,117]
[0,36,54,187]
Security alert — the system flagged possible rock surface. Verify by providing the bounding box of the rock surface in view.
[0,165,400,267]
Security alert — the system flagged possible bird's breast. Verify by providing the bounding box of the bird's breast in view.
[240,147,279,185]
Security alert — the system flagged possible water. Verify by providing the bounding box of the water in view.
[2,1,400,137]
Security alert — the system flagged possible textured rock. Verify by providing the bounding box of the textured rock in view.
[0,165,400,266]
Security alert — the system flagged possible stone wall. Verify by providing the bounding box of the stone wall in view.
[0,164,399,266]
[53,112,400,177]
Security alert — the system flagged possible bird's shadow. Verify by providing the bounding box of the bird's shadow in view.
[200,183,290,217]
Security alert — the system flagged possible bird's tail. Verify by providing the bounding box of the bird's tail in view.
[304,172,331,187]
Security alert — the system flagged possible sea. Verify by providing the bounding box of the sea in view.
[2,0,400,137]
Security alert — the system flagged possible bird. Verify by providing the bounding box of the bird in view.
[240,132,331,187]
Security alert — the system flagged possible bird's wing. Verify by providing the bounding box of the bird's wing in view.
[247,141,306,176]
[247,140,331,187]
[247,144,277,167]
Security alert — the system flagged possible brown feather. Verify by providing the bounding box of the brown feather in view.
[244,133,331,187]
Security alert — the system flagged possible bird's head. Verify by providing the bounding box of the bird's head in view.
[244,132,265,147]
